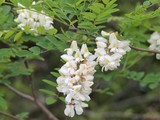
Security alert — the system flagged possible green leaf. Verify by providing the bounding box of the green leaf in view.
[14,31,23,41]
[0,0,4,5]
[4,30,15,40]
[89,3,104,14]
[0,96,8,110]
[42,79,57,87]
[0,31,3,37]
[39,89,57,96]
[10,0,18,5]
[47,28,57,35]
[37,26,45,34]
[76,0,84,6]
[46,36,67,51]
[50,72,60,78]
[29,46,41,55]
[18,0,33,8]
[15,50,32,57]
[16,112,29,119]
[122,70,145,81]
[150,0,159,4]
[143,1,151,7]
[82,12,96,21]
[45,97,57,105]
[95,88,113,96]
[141,73,160,89]
[58,96,65,102]
[36,40,54,50]
[2,5,11,15]
[70,20,78,26]
[0,48,15,62]
[102,0,109,4]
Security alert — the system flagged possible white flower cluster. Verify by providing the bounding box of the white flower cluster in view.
[56,41,97,117]
[95,31,131,71]
[15,9,53,35]
[148,31,160,60]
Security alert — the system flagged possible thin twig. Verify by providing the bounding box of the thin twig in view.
[4,83,59,120]
[24,60,59,120]
[0,111,22,120]
[130,46,160,54]
[24,60,37,99]
[4,84,34,102]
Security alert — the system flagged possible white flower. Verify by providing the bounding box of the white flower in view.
[56,41,96,117]
[148,31,160,60]
[15,7,54,35]
[64,104,75,117]
[101,30,110,37]
[61,54,74,62]
[96,41,107,48]
[96,36,107,42]
[95,31,131,71]
[75,50,83,62]
[74,100,88,115]
[70,40,79,51]
[95,48,107,56]
[156,54,160,60]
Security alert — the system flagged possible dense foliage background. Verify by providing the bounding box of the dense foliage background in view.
[0,0,160,120]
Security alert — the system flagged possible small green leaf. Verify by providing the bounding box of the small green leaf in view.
[45,97,57,105]
[141,73,160,89]
[76,0,84,6]
[15,50,32,57]
[23,26,30,33]
[47,28,57,35]
[18,0,33,8]
[123,70,145,81]
[39,89,57,96]
[102,0,109,4]
[14,31,23,41]
[82,12,96,21]
[4,30,15,40]
[143,1,151,7]
[70,20,78,26]
[58,97,65,102]
[50,72,60,78]
[0,31,3,37]
[2,5,11,15]
[0,96,8,110]
[29,46,41,55]
[150,0,159,4]
[37,26,45,34]
[10,0,18,5]
[42,79,57,87]
[0,0,4,5]
[16,112,29,119]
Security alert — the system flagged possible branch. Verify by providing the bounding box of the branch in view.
[24,60,59,120]
[4,84,34,102]
[130,46,160,54]
[4,84,59,120]
[24,60,37,99]
[0,111,22,120]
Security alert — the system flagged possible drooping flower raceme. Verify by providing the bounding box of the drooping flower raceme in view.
[15,9,53,35]
[56,41,97,117]
[95,31,131,71]
[148,31,160,60]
